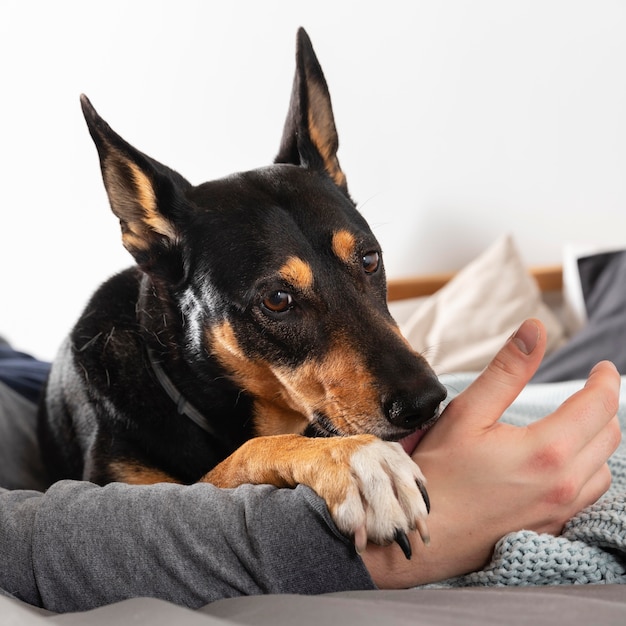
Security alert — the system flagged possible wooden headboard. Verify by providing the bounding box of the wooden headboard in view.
[386,265,563,302]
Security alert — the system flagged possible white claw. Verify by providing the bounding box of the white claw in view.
[416,517,431,546]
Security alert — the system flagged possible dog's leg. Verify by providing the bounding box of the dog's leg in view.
[202,433,429,555]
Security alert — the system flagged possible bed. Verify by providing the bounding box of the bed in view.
[1,234,625,624]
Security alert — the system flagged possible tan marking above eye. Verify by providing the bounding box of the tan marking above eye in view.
[278,256,314,290]
[331,230,356,263]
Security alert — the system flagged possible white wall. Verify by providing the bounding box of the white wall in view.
[2,0,625,360]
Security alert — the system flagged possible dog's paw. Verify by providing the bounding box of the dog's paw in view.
[325,436,430,558]
[202,433,429,558]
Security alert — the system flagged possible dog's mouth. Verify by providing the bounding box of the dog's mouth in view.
[397,408,441,455]
[398,429,426,455]
[398,428,427,456]
[306,405,442,455]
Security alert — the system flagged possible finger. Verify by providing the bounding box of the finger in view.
[573,415,621,486]
[531,361,621,454]
[443,319,547,429]
[544,462,614,535]
[533,464,613,536]
[574,462,614,511]
[544,412,621,504]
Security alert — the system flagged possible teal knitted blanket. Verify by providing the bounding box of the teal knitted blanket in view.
[431,374,626,587]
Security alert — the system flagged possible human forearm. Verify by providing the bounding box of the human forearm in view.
[0,481,375,612]
[0,489,41,604]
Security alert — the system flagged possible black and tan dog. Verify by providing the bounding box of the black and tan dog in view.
[38,28,447,558]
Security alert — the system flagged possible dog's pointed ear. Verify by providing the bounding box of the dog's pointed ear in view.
[80,94,190,276]
[275,28,347,192]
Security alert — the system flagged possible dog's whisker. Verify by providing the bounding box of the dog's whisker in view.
[75,332,103,353]
[152,332,168,348]
[234,390,244,407]
[77,361,90,384]
[355,192,381,214]
[102,328,115,353]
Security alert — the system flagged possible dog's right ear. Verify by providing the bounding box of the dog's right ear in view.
[80,94,190,278]
[275,28,348,193]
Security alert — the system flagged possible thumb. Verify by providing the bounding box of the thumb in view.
[442,318,547,430]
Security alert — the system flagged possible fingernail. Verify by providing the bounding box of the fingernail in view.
[512,319,539,355]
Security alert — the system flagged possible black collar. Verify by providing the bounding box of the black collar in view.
[137,273,226,443]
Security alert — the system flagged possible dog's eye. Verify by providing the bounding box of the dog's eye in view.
[362,251,380,275]
[262,291,294,314]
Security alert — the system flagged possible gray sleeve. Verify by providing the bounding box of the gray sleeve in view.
[0,480,375,612]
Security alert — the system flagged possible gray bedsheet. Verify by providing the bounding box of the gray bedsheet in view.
[4,586,626,625]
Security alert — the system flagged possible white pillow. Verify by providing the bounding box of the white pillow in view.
[400,235,566,374]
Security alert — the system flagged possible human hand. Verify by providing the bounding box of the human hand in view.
[361,318,621,588]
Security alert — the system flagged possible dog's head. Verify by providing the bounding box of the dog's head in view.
[81,28,446,443]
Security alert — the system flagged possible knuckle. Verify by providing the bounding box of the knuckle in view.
[530,440,568,473]
[545,477,579,506]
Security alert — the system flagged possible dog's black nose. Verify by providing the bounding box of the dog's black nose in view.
[384,382,448,430]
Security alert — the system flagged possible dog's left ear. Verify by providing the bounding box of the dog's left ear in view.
[275,28,348,193]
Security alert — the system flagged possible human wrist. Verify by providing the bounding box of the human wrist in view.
[360,509,494,588]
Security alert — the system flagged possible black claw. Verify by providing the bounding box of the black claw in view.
[394,529,412,560]
[417,480,430,513]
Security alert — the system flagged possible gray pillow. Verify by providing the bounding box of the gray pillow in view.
[532,250,626,382]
